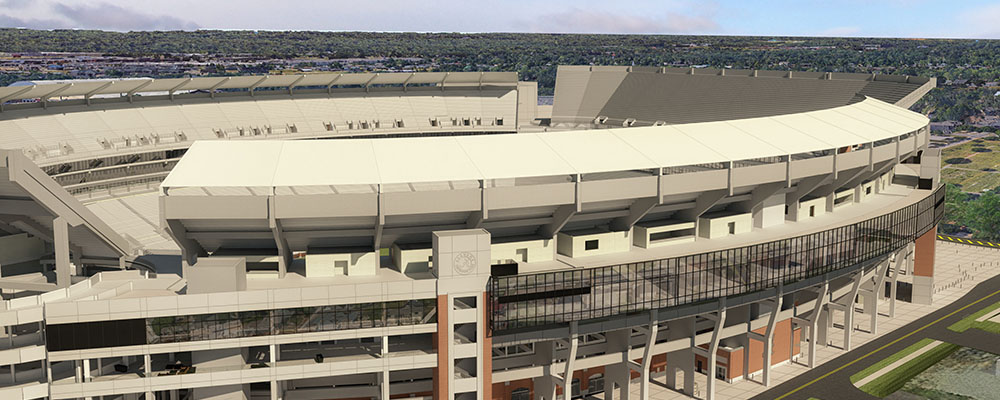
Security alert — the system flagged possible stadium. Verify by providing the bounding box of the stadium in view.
[0,65,941,400]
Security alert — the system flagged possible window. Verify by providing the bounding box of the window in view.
[585,240,599,251]
[511,388,530,400]
[516,248,528,262]
[809,205,816,217]
[716,366,727,380]
[334,260,348,275]
[587,374,604,393]
[728,222,736,235]
[496,118,504,126]
[571,378,581,397]
[866,187,872,195]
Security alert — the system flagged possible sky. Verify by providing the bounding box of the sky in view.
[0,0,999,39]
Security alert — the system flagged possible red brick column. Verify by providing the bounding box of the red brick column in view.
[914,226,937,278]
[433,295,449,400]
[482,291,492,400]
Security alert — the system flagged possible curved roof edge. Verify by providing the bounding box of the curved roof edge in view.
[161,97,929,189]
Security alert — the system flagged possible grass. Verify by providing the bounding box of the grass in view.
[941,168,1000,192]
[941,138,1000,191]
[948,300,1000,333]
[850,338,936,384]
[857,341,960,398]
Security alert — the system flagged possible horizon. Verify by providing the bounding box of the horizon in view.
[2,0,1000,40]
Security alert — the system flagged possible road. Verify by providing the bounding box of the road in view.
[750,273,1000,400]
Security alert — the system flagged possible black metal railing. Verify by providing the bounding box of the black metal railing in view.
[487,185,944,334]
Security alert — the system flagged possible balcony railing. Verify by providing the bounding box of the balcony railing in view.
[487,185,944,334]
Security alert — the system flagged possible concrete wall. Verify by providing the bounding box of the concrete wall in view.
[0,233,45,267]
[392,245,433,275]
[698,212,752,239]
[633,221,695,249]
[192,348,249,400]
[796,197,828,221]
[491,238,554,264]
[556,230,631,258]
[305,250,376,277]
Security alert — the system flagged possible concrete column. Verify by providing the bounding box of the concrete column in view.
[606,329,631,400]
[890,250,901,318]
[380,336,389,400]
[144,354,153,400]
[639,311,659,400]
[75,360,82,383]
[532,374,556,400]
[762,293,783,386]
[83,359,91,382]
[806,282,829,368]
[704,301,727,400]
[270,343,278,400]
[842,272,863,352]
[664,317,695,395]
[53,216,71,288]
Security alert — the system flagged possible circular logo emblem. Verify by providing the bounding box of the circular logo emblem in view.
[454,251,477,275]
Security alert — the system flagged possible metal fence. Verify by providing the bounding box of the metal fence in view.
[487,185,944,334]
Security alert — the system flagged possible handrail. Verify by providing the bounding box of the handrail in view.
[487,185,945,334]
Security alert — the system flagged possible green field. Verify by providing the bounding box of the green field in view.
[851,338,937,384]
[948,300,1000,334]
[941,137,1000,192]
[855,340,960,398]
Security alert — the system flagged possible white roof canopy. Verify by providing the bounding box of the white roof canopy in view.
[161,97,929,189]
[0,71,518,103]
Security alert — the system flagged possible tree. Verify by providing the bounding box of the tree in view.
[941,183,970,234]
[966,191,1000,241]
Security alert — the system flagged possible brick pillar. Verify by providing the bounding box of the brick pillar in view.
[912,227,936,305]
[433,294,450,399]
[482,291,492,400]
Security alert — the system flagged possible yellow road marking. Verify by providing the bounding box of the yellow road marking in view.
[774,288,1000,400]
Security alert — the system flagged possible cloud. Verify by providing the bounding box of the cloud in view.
[518,7,718,34]
[818,26,862,37]
[0,14,67,29]
[0,1,198,31]
[0,0,31,9]
[954,4,1000,39]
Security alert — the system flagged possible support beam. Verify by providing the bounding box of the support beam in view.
[806,282,829,368]
[835,271,864,351]
[268,196,290,278]
[168,78,193,100]
[287,75,306,95]
[561,322,579,391]
[163,219,207,267]
[761,288,783,386]
[610,196,658,232]
[785,174,830,206]
[53,216,71,288]
[705,299,727,400]
[83,81,114,105]
[208,77,231,98]
[639,310,659,400]
[247,76,269,96]
[126,79,153,102]
[539,204,576,238]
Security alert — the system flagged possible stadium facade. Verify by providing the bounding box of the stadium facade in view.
[0,65,942,400]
